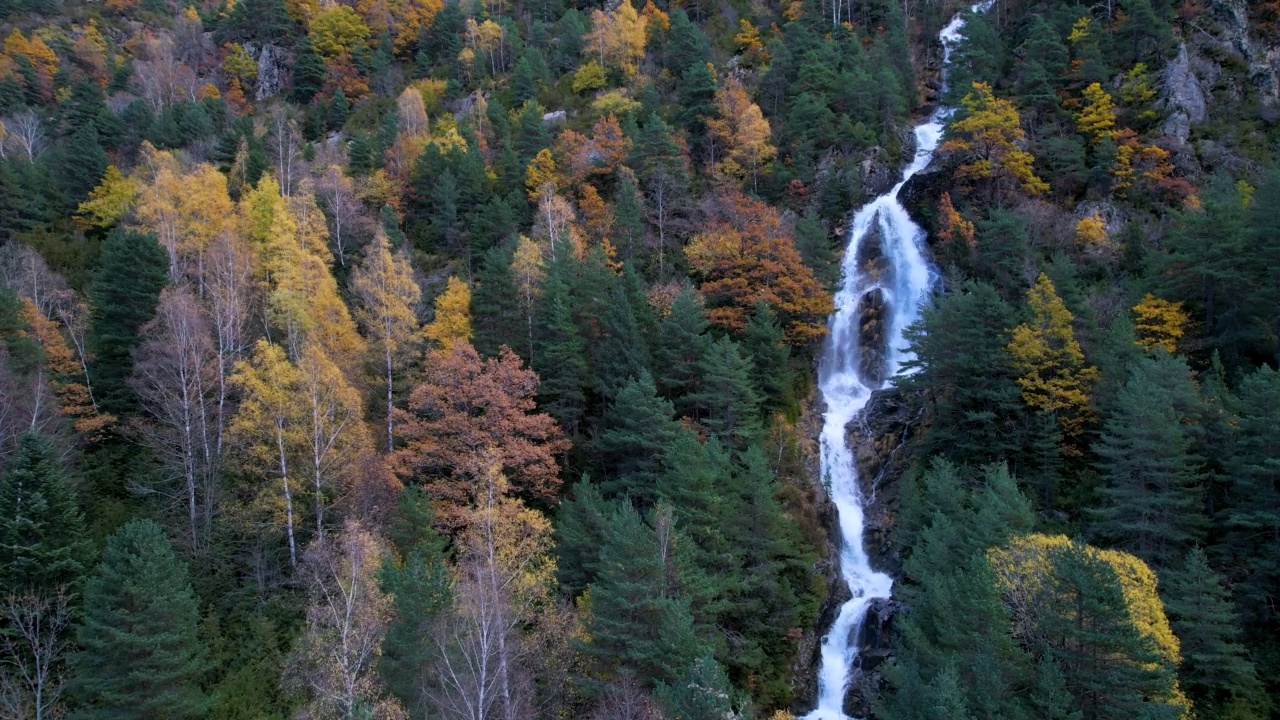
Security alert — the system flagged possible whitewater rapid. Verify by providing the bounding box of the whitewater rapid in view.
[804,4,992,719]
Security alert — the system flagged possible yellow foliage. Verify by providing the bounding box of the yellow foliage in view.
[221,42,258,86]
[591,89,642,118]
[1237,179,1255,208]
[572,60,607,94]
[942,82,1048,197]
[3,30,58,80]
[1120,64,1158,124]
[1132,293,1188,354]
[1007,273,1098,440]
[707,75,776,187]
[1068,16,1092,44]
[1077,82,1117,144]
[308,5,371,58]
[987,534,1182,668]
[583,0,646,76]
[78,165,139,229]
[424,276,472,351]
[525,149,559,201]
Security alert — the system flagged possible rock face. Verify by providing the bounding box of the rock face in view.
[1159,43,1208,143]
[246,42,287,100]
[792,388,922,716]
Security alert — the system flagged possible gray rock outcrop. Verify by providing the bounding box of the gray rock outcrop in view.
[1159,43,1208,142]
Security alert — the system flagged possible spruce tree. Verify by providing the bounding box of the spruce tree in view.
[470,241,524,358]
[687,336,762,450]
[590,285,651,399]
[585,502,703,687]
[1091,353,1207,567]
[596,373,682,506]
[0,432,90,592]
[71,520,210,720]
[655,656,742,720]
[1161,549,1269,720]
[88,229,168,415]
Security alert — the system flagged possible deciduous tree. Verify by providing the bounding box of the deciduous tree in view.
[941,82,1048,198]
[352,233,421,452]
[685,191,832,344]
[392,343,568,532]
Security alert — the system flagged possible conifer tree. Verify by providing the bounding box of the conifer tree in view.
[687,336,761,450]
[655,287,710,412]
[0,432,89,592]
[71,520,210,720]
[590,285,651,399]
[1091,353,1207,567]
[743,300,790,408]
[88,229,169,414]
[533,266,588,437]
[1161,549,1269,720]
[585,501,703,687]
[596,373,682,506]
[554,477,614,598]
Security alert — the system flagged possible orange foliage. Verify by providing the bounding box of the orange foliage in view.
[686,191,833,344]
[577,184,613,245]
[18,300,115,439]
[322,53,370,100]
[936,192,975,248]
[554,114,630,184]
[390,343,569,533]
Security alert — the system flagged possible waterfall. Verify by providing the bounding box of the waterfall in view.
[803,4,992,719]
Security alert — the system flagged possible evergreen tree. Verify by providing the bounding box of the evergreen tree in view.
[71,520,210,720]
[655,656,742,720]
[1161,549,1269,720]
[470,241,524,358]
[613,170,645,264]
[654,288,711,416]
[590,285,651,399]
[378,488,452,717]
[1037,543,1182,720]
[326,88,350,131]
[533,262,588,437]
[585,502,704,687]
[596,373,683,506]
[899,280,1025,467]
[57,124,108,208]
[88,229,168,415]
[1217,366,1280,631]
[743,300,790,408]
[290,37,325,104]
[0,432,90,592]
[554,477,614,598]
[688,336,762,450]
[1091,352,1207,567]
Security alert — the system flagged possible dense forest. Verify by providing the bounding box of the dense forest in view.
[0,0,1277,716]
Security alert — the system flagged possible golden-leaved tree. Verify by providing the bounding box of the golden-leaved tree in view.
[1006,273,1098,442]
[352,232,422,453]
[583,0,646,77]
[1132,293,1189,354]
[942,82,1048,199]
[707,75,776,191]
[423,276,472,352]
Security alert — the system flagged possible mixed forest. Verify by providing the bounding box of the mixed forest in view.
[0,0,1278,717]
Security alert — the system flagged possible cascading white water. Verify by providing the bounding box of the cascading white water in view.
[804,4,992,719]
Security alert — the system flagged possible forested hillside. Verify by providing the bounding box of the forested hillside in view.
[0,0,1277,716]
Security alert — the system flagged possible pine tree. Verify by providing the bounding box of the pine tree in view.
[655,656,742,720]
[533,259,588,438]
[71,520,210,720]
[585,501,704,687]
[290,37,325,103]
[88,229,169,414]
[654,286,710,413]
[743,300,790,408]
[687,336,761,450]
[590,285,651,399]
[1161,549,1269,720]
[1091,353,1207,567]
[0,433,90,592]
[596,373,682,506]
[554,477,615,598]
[471,241,525,358]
